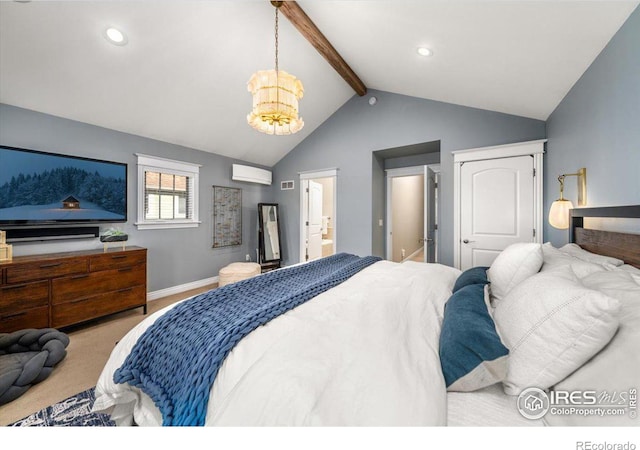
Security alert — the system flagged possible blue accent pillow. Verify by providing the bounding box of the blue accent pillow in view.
[439,283,509,392]
[452,266,489,293]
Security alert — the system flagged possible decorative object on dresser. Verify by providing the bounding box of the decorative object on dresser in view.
[0,247,147,333]
[0,230,12,262]
[99,228,129,252]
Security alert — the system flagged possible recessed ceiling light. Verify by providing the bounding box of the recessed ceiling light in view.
[417,47,433,57]
[104,27,128,46]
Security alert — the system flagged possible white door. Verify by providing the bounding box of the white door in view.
[460,155,534,270]
[306,180,323,261]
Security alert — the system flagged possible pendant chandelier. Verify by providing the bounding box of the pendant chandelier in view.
[247,1,304,135]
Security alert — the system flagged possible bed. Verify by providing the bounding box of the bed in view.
[93,205,640,427]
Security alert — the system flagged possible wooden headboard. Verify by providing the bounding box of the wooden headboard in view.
[569,205,640,268]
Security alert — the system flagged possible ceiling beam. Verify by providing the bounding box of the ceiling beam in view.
[277,1,367,96]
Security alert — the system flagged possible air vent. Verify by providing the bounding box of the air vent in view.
[281,180,294,190]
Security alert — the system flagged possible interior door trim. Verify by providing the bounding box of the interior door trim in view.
[299,171,338,263]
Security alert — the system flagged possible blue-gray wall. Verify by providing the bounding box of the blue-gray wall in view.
[545,6,640,246]
[0,104,271,292]
[272,89,546,266]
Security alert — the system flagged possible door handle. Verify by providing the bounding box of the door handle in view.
[462,239,475,244]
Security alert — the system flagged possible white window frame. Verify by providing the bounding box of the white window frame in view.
[135,153,201,230]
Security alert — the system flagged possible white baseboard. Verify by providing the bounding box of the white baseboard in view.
[147,276,219,301]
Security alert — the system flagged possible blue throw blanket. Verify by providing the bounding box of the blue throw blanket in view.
[113,253,381,426]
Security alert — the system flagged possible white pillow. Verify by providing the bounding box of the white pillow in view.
[541,243,607,278]
[545,269,640,426]
[493,265,621,396]
[487,243,543,305]
[559,243,624,267]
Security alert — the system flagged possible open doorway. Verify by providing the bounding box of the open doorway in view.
[386,165,439,263]
[371,140,440,259]
[300,170,337,262]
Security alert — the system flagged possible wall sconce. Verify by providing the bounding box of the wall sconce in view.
[549,168,587,229]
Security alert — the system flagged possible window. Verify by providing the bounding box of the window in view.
[136,154,201,229]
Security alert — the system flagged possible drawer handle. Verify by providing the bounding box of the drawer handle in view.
[111,255,127,260]
[70,297,88,304]
[3,284,27,291]
[118,267,132,273]
[117,288,133,293]
[40,262,62,269]
[71,274,90,280]
[2,311,27,319]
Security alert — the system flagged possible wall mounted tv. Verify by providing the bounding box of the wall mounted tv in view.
[0,145,127,226]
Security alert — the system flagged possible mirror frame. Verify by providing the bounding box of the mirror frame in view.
[258,202,282,264]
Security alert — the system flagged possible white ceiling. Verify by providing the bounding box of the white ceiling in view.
[1,1,637,167]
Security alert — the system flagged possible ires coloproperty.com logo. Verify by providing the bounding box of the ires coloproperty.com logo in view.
[517,387,638,420]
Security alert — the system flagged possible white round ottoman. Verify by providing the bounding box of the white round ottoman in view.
[218,262,261,287]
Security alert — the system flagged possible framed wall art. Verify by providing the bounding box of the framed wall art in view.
[213,186,242,247]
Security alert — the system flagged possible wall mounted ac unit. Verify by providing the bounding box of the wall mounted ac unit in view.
[232,164,272,185]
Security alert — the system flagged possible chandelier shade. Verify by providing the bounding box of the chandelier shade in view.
[247,1,304,136]
[247,69,304,135]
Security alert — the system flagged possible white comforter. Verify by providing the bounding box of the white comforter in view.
[93,260,460,426]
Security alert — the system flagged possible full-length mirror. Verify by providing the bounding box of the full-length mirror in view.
[258,203,282,265]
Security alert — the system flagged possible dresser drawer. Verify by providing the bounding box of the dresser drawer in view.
[0,280,49,315]
[52,265,146,305]
[0,306,49,333]
[6,258,88,284]
[90,250,146,272]
[52,285,145,328]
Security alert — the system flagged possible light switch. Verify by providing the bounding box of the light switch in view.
[378,219,383,227]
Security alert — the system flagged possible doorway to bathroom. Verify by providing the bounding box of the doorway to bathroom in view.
[300,169,337,262]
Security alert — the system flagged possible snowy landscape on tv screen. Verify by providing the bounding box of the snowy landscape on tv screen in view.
[0,147,126,222]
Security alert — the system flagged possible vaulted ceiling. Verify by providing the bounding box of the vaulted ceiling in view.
[0,1,637,166]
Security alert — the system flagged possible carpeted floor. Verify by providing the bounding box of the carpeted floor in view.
[8,387,114,427]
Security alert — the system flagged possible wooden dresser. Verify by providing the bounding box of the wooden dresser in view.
[0,246,147,332]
